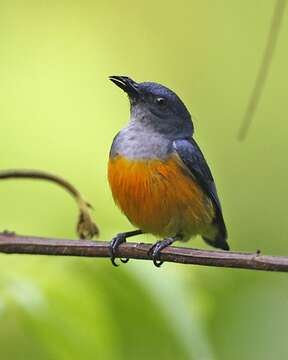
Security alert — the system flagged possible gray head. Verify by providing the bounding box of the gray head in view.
[109,76,194,139]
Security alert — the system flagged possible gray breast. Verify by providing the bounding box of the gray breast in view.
[110,125,173,160]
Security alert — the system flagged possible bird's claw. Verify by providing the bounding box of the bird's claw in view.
[109,233,129,266]
[148,236,180,267]
[153,258,164,267]
[120,258,129,264]
[148,242,165,267]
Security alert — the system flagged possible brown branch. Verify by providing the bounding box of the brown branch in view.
[238,0,287,140]
[0,169,99,238]
[0,233,288,272]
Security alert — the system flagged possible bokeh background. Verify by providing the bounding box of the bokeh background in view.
[0,1,287,359]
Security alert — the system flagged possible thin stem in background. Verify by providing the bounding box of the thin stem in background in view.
[0,169,99,238]
[238,0,287,140]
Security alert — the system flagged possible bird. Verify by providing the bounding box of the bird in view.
[108,76,229,267]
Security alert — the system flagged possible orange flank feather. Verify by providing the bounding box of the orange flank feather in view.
[108,154,216,239]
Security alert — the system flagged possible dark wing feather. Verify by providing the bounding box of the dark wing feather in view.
[173,138,229,250]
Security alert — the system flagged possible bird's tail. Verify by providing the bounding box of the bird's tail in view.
[203,216,229,251]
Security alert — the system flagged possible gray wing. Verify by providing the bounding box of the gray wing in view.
[173,138,228,249]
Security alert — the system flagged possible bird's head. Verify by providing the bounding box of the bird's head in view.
[109,76,194,138]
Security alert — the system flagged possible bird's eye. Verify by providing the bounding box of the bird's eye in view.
[155,97,166,106]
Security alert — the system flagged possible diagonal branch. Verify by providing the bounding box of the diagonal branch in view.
[0,233,288,272]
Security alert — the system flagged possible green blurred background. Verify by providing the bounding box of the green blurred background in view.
[0,1,287,359]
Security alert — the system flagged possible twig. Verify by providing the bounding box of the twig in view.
[0,169,99,238]
[0,233,288,272]
[238,0,287,140]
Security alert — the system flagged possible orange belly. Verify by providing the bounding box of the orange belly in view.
[108,155,215,238]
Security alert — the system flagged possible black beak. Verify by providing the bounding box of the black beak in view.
[109,76,139,97]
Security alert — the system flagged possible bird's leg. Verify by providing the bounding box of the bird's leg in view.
[110,229,143,266]
[148,234,183,267]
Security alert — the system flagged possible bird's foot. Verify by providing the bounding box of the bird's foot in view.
[109,233,129,266]
[109,229,143,267]
[148,234,182,267]
[148,237,175,267]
